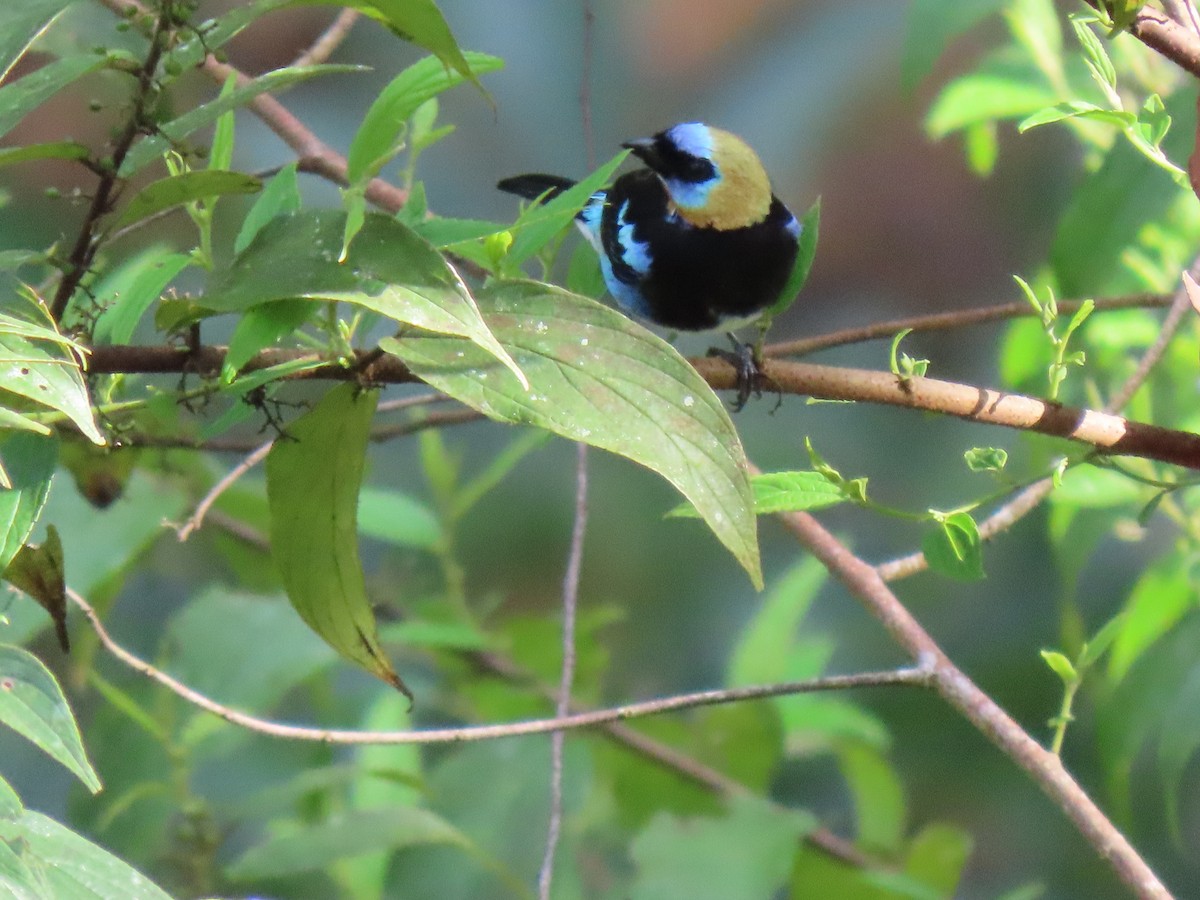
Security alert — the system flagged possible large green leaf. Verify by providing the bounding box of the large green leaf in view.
[227,806,468,880]
[204,209,524,386]
[110,170,261,231]
[90,250,192,346]
[0,0,77,82]
[265,384,409,695]
[630,797,814,900]
[0,644,100,792]
[0,142,89,169]
[0,434,56,572]
[926,50,1058,138]
[0,52,111,142]
[0,810,171,899]
[120,64,365,175]
[383,280,762,587]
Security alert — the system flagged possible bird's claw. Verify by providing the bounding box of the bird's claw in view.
[706,336,780,412]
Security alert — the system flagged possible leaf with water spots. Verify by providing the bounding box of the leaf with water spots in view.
[383,280,762,587]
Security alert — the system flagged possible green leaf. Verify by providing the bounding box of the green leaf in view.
[356,485,442,549]
[121,64,365,175]
[904,822,974,895]
[222,299,317,380]
[414,216,509,249]
[204,209,526,388]
[921,511,984,581]
[728,557,826,686]
[234,162,301,254]
[384,280,763,588]
[749,470,846,515]
[1051,90,1196,295]
[227,806,468,879]
[346,52,503,186]
[837,742,906,853]
[0,810,171,898]
[668,469,847,518]
[1156,663,1200,841]
[90,251,191,346]
[766,196,820,317]
[1108,554,1191,684]
[302,0,483,88]
[112,170,260,232]
[0,327,102,444]
[265,384,409,695]
[1071,14,1116,89]
[630,796,814,900]
[166,587,337,716]
[505,152,629,265]
[964,446,1007,471]
[901,0,1005,89]
[0,0,77,82]
[1019,101,1134,132]
[964,120,999,176]
[3,525,68,652]
[1040,649,1078,684]
[0,141,89,169]
[163,0,294,71]
[0,775,21,819]
[0,434,57,572]
[0,52,111,142]
[1051,464,1142,508]
[0,644,101,791]
[926,52,1059,138]
[1078,611,1126,670]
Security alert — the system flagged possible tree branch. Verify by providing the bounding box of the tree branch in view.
[763,293,1170,359]
[50,2,174,321]
[767,501,1172,898]
[81,343,1200,470]
[67,585,927,743]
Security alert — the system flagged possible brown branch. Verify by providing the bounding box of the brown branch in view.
[82,343,1200,469]
[290,8,359,69]
[767,500,1172,898]
[1124,4,1200,78]
[763,293,1171,359]
[693,356,1200,470]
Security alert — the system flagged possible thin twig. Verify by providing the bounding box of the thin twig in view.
[767,500,1172,898]
[174,438,274,541]
[763,293,1171,359]
[50,2,174,321]
[68,585,926,743]
[290,8,359,68]
[537,442,589,899]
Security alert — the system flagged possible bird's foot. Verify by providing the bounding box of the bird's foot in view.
[706,334,780,413]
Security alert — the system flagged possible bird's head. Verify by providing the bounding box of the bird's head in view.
[622,123,773,230]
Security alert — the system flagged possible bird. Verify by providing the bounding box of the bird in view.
[497,122,801,408]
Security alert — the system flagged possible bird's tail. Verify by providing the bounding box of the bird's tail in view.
[496,173,577,202]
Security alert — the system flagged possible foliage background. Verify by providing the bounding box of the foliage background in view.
[1,1,1195,898]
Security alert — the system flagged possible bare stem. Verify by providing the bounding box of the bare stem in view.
[537,441,589,900]
[68,585,926,743]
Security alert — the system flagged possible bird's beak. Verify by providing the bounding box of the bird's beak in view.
[621,137,660,168]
